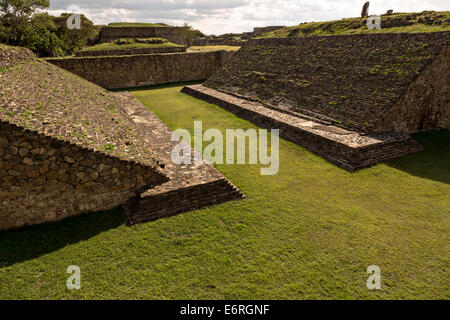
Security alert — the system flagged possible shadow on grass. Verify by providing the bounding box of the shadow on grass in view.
[0,207,126,268]
[386,129,450,185]
[110,80,204,92]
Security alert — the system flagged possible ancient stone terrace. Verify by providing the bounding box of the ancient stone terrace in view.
[119,92,244,224]
[98,26,188,46]
[182,85,423,171]
[0,44,35,70]
[0,46,243,230]
[183,32,449,170]
[204,32,449,134]
[47,50,235,90]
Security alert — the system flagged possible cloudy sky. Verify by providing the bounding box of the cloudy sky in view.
[47,0,449,35]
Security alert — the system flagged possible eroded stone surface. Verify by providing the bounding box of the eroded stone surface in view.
[119,92,245,224]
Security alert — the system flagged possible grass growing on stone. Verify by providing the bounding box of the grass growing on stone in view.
[80,39,183,52]
[107,22,169,28]
[0,82,449,299]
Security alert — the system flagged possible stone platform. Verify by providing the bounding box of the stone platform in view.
[118,92,244,224]
[181,85,424,171]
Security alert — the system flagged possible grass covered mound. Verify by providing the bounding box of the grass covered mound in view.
[107,22,169,28]
[80,38,183,52]
[260,11,450,38]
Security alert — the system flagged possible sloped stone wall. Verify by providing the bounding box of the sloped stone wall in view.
[0,122,168,231]
[182,84,423,171]
[205,32,450,134]
[46,51,235,89]
[0,46,35,70]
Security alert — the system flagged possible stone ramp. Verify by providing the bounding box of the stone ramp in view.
[118,92,244,224]
[204,33,449,134]
[181,85,423,171]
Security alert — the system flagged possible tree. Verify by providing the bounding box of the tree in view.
[180,23,204,47]
[52,13,99,55]
[0,0,50,44]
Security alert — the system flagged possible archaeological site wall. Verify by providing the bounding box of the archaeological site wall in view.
[377,44,450,133]
[0,46,169,230]
[0,45,35,69]
[0,122,167,231]
[98,27,188,45]
[47,51,235,89]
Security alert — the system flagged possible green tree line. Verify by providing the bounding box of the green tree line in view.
[0,0,98,57]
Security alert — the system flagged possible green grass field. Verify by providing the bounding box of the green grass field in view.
[0,82,448,299]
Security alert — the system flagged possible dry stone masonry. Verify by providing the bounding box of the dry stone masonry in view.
[183,32,449,170]
[0,121,166,230]
[75,46,186,57]
[118,92,244,224]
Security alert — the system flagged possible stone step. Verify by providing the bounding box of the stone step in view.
[182,84,424,172]
[124,179,244,224]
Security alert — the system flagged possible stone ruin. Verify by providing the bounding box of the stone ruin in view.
[97,26,188,46]
[183,32,450,171]
[76,38,187,57]
[0,46,243,231]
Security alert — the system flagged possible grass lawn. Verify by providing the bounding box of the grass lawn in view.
[187,46,241,52]
[0,82,448,299]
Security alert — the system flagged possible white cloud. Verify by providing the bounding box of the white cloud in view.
[46,0,449,35]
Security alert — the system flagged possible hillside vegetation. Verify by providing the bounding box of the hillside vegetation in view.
[259,11,450,38]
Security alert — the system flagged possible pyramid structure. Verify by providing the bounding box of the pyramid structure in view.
[183,32,449,170]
